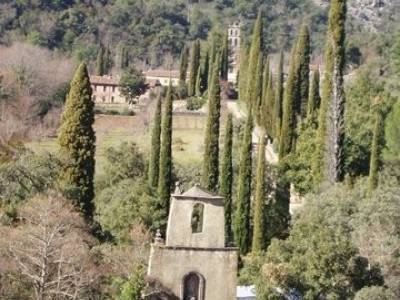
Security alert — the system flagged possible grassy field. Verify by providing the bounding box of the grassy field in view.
[28,114,205,176]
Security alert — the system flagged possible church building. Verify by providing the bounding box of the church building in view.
[146,184,238,300]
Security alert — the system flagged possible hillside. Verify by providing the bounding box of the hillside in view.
[1,0,397,68]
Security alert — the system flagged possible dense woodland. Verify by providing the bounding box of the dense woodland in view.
[0,0,400,299]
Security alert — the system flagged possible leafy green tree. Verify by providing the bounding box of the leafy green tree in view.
[234,110,253,255]
[296,24,311,119]
[119,264,146,300]
[252,132,266,253]
[355,287,396,300]
[119,67,147,104]
[96,45,105,76]
[274,50,284,144]
[307,69,321,122]
[201,59,221,192]
[245,11,263,106]
[157,83,173,229]
[279,47,298,159]
[148,94,162,188]
[313,0,347,186]
[219,114,234,244]
[188,40,201,97]
[58,63,96,220]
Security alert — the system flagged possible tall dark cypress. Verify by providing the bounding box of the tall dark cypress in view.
[245,11,263,105]
[179,45,189,83]
[220,114,234,245]
[201,49,210,93]
[259,58,269,125]
[148,94,162,188]
[312,0,347,185]
[252,131,266,253]
[367,98,384,196]
[104,46,112,74]
[157,83,173,226]
[238,46,249,102]
[234,109,253,255]
[296,24,311,119]
[96,46,105,76]
[220,33,229,80]
[274,50,284,143]
[279,47,298,159]
[58,63,95,220]
[307,69,321,122]
[262,72,275,138]
[201,59,221,191]
[188,40,201,97]
[195,65,202,97]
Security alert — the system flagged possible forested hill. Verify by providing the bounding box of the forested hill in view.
[0,0,398,67]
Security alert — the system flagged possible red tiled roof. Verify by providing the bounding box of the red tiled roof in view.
[144,69,180,78]
[90,75,119,85]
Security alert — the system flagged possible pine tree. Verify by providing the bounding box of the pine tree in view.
[96,46,105,76]
[312,0,347,186]
[367,98,384,196]
[157,83,173,227]
[274,50,284,143]
[58,63,96,220]
[220,33,229,80]
[245,10,263,105]
[307,69,321,122]
[296,24,311,119]
[252,131,266,253]
[188,40,201,97]
[201,59,221,191]
[148,94,162,188]
[220,114,234,245]
[279,47,298,159]
[234,109,253,255]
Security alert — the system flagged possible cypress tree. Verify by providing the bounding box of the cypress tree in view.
[104,46,112,74]
[254,54,264,121]
[279,47,298,159]
[179,45,189,82]
[58,63,95,220]
[307,69,321,122]
[220,114,234,245]
[252,131,267,253]
[238,46,249,102]
[96,46,105,76]
[208,38,218,92]
[220,33,229,80]
[234,109,253,255]
[188,40,201,97]
[201,59,221,191]
[195,65,202,97]
[246,11,263,106]
[148,94,162,188]
[262,72,275,138]
[274,50,284,143]
[296,24,311,119]
[367,98,384,196]
[157,83,173,226]
[259,58,269,124]
[201,49,210,93]
[312,0,347,186]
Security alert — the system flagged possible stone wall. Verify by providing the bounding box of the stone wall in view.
[148,245,238,300]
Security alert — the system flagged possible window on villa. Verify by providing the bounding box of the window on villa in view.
[191,203,204,233]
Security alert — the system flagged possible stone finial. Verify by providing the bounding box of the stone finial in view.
[154,229,164,245]
[174,181,182,195]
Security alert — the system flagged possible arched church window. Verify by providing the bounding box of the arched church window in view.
[183,272,204,300]
[191,203,204,233]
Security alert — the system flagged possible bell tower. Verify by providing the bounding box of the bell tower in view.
[228,21,241,83]
[146,184,238,300]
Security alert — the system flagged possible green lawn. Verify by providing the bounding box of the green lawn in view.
[28,117,204,176]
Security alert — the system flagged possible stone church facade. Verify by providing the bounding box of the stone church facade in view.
[146,184,238,300]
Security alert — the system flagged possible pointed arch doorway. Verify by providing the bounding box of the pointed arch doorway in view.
[182,272,205,300]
